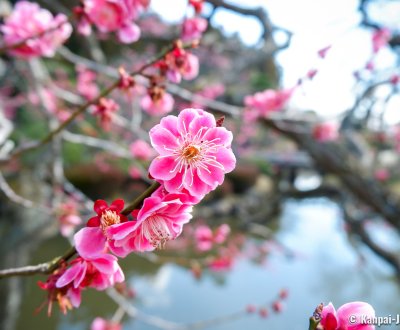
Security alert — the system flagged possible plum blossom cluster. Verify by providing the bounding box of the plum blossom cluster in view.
[194,224,230,251]
[38,254,124,315]
[1,1,72,58]
[74,0,150,44]
[181,0,207,42]
[141,42,200,116]
[40,108,235,314]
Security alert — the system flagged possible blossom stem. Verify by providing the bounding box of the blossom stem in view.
[308,316,320,330]
[121,181,161,215]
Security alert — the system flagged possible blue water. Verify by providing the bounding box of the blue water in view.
[16,198,400,330]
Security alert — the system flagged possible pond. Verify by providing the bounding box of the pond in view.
[14,198,400,330]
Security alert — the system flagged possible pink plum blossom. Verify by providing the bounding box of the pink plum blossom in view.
[244,88,293,118]
[57,201,82,237]
[374,168,389,182]
[190,0,204,13]
[74,199,130,258]
[165,48,200,83]
[55,254,124,292]
[1,1,72,58]
[130,139,154,161]
[208,255,234,272]
[312,122,339,142]
[149,108,236,198]
[92,98,120,129]
[181,17,208,41]
[77,66,99,100]
[194,225,213,251]
[372,28,391,53]
[321,302,375,330]
[194,224,230,251]
[107,187,193,252]
[214,224,230,243]
[91,318,122,330]
[317,45,331,58]
[80,0,145,43]
[141,92,174,116]
[129,165,142,179]
[38,265,81,316]
[38,254,124,314]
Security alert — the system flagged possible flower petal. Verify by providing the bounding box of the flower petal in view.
[107,221,135,241]
[215,148,236,173]
[149,156,178,180]
[203,127,233,147]
[74,227,106,259]
[94,200,108,214]
[178,108,199,133]
[55,262,82,288]
[150,126,179,155]
[110,199,124,212]
[160,115,179,136]
[91,254,118,274]
[337,302,375,330]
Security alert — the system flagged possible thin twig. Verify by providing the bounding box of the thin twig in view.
[0,181,160,279]
[0,44,193,165]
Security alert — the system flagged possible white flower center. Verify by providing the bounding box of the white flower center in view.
[142,215,172,249]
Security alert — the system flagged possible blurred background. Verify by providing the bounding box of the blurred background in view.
[1,0,400,329]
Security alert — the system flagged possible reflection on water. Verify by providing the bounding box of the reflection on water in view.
[15,198,400,330]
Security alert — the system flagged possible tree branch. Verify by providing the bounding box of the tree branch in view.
[0,181,160,279]
[0,43,194,165]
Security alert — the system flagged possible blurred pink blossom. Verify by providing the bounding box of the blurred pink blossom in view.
[1,1,72,58]
[79,0,147,43]
[57,201,82,237]
[181,17,208,41]
[129,139,154,161]
[165,50,200,84]
[317,45,331,58]
[92,98,120,129]
[244,88,293,118]
[374,168,389,182]
[372,28,391,53]
[312,122,339,142]
[91,318,122,330]
[141,92,174,116]
[77,66,99,100]
[128,166,142,179]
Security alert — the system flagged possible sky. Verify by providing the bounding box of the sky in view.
[150,0,400,123]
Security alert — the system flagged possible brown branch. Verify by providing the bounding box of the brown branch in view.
[0,43,194,165]
[0,181,160,279]
[206,0,272,40]
[261,117,400,231]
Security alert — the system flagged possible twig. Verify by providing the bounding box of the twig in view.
[0,171,52,213]
[0,181,160,279]
[107,287,249,330]
[0,44,194,165]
